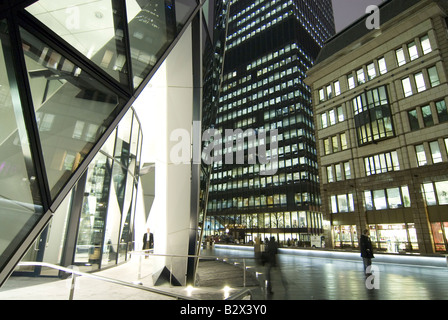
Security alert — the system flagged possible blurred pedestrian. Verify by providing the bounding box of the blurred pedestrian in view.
[254,236,262,265]
[265,236,278,294]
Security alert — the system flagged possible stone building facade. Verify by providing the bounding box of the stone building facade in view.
[305,0,448,254]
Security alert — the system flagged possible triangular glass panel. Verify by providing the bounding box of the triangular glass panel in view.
[126,0,198,88]
[20,26,125,200]
[26,0,130,86]
[0,20,44,271]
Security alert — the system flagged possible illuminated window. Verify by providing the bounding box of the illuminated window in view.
[353,86,394,145]
[331,193,355,213]
[344,162,351,179]
[324,138,330,155]
[327,166,334,183]
[420,35,432,54]
[402,77,413,97]
[423,183,437,205]
[364,151,400,175]
[364,191,373,210]
[321,113,328,128]
[402,186,411,207]
[319,88,325,101]
[367,62,376,80]
[326,84,332,99]
[378,57,387,74]
[435,181,448,205]
[340,133,348,150]
[429,141,442,163]
[337,106,344,122]
[334,81,341,96]
[332,136,339,152]
[373,190,387,210]
[407,42,419,61]
[396,48,406,66]
[329,109,336,125]
[387,188,402,208]
[348,74,355,89]
[414,72,426,92]
[356,68,365,84]
[415,144,427,166]
[335,164,342,181]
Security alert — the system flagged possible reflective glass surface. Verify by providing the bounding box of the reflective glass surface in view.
[127,0,196,88]
[0,21,44,264]
[20,27,124,199]
[26,0,130,85]
[26,0,198,90]
[74,153,112,269]
[73,108,141,271]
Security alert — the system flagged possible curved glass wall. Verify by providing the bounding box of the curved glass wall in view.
[0,20,44,267]
[26,0,198,90]
[21,27,124,200]
[13,107,142,275]
[73,108,142,271]
[0,0,199,282]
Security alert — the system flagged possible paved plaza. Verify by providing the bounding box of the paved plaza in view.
[0,246,447,301]
[209,246,448,300]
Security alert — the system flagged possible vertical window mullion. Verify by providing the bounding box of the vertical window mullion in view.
[6,13,51,210]
[114,0,134,93]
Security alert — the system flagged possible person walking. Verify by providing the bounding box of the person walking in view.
[254,236,262,265]
[360,229,374,275]
[143,228,154,259]
[265,236,278,294]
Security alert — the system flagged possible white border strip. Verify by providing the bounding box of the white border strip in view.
[214,244,448,268]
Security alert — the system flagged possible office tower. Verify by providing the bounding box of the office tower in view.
[205,0,335,245]
[306,0,448,254]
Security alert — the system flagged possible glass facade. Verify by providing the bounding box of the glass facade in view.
[0,0,200,284]
[0,20,44,265]
[431,222,448,252]
[205,0,335,246]
[368,224,418,253]
[352,86,394,146]
[26,0,197,90]
[332,223,419,253]
[16,109,143,275]
[21,26,125,199]
[72,108,142,271]
[14,107,142,275]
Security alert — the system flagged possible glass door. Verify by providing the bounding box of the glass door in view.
[13,227,49,277]
[431,222,448,252]
[73,154,112,271]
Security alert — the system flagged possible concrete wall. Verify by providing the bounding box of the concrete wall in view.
[133,24,195,285]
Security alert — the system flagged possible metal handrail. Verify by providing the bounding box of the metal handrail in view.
[17,261,198,300]
[131,249,257,261]
[226,288,253,300]
[17,260,254,300]
[130,250,258,294]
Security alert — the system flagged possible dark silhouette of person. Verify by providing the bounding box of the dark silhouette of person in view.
[360,229,374,275]
[143,228,154,259]
[265,236,278,294]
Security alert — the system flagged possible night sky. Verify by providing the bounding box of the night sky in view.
[332,0,384,32]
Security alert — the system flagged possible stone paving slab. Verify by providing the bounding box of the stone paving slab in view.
[0,257,260,300]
